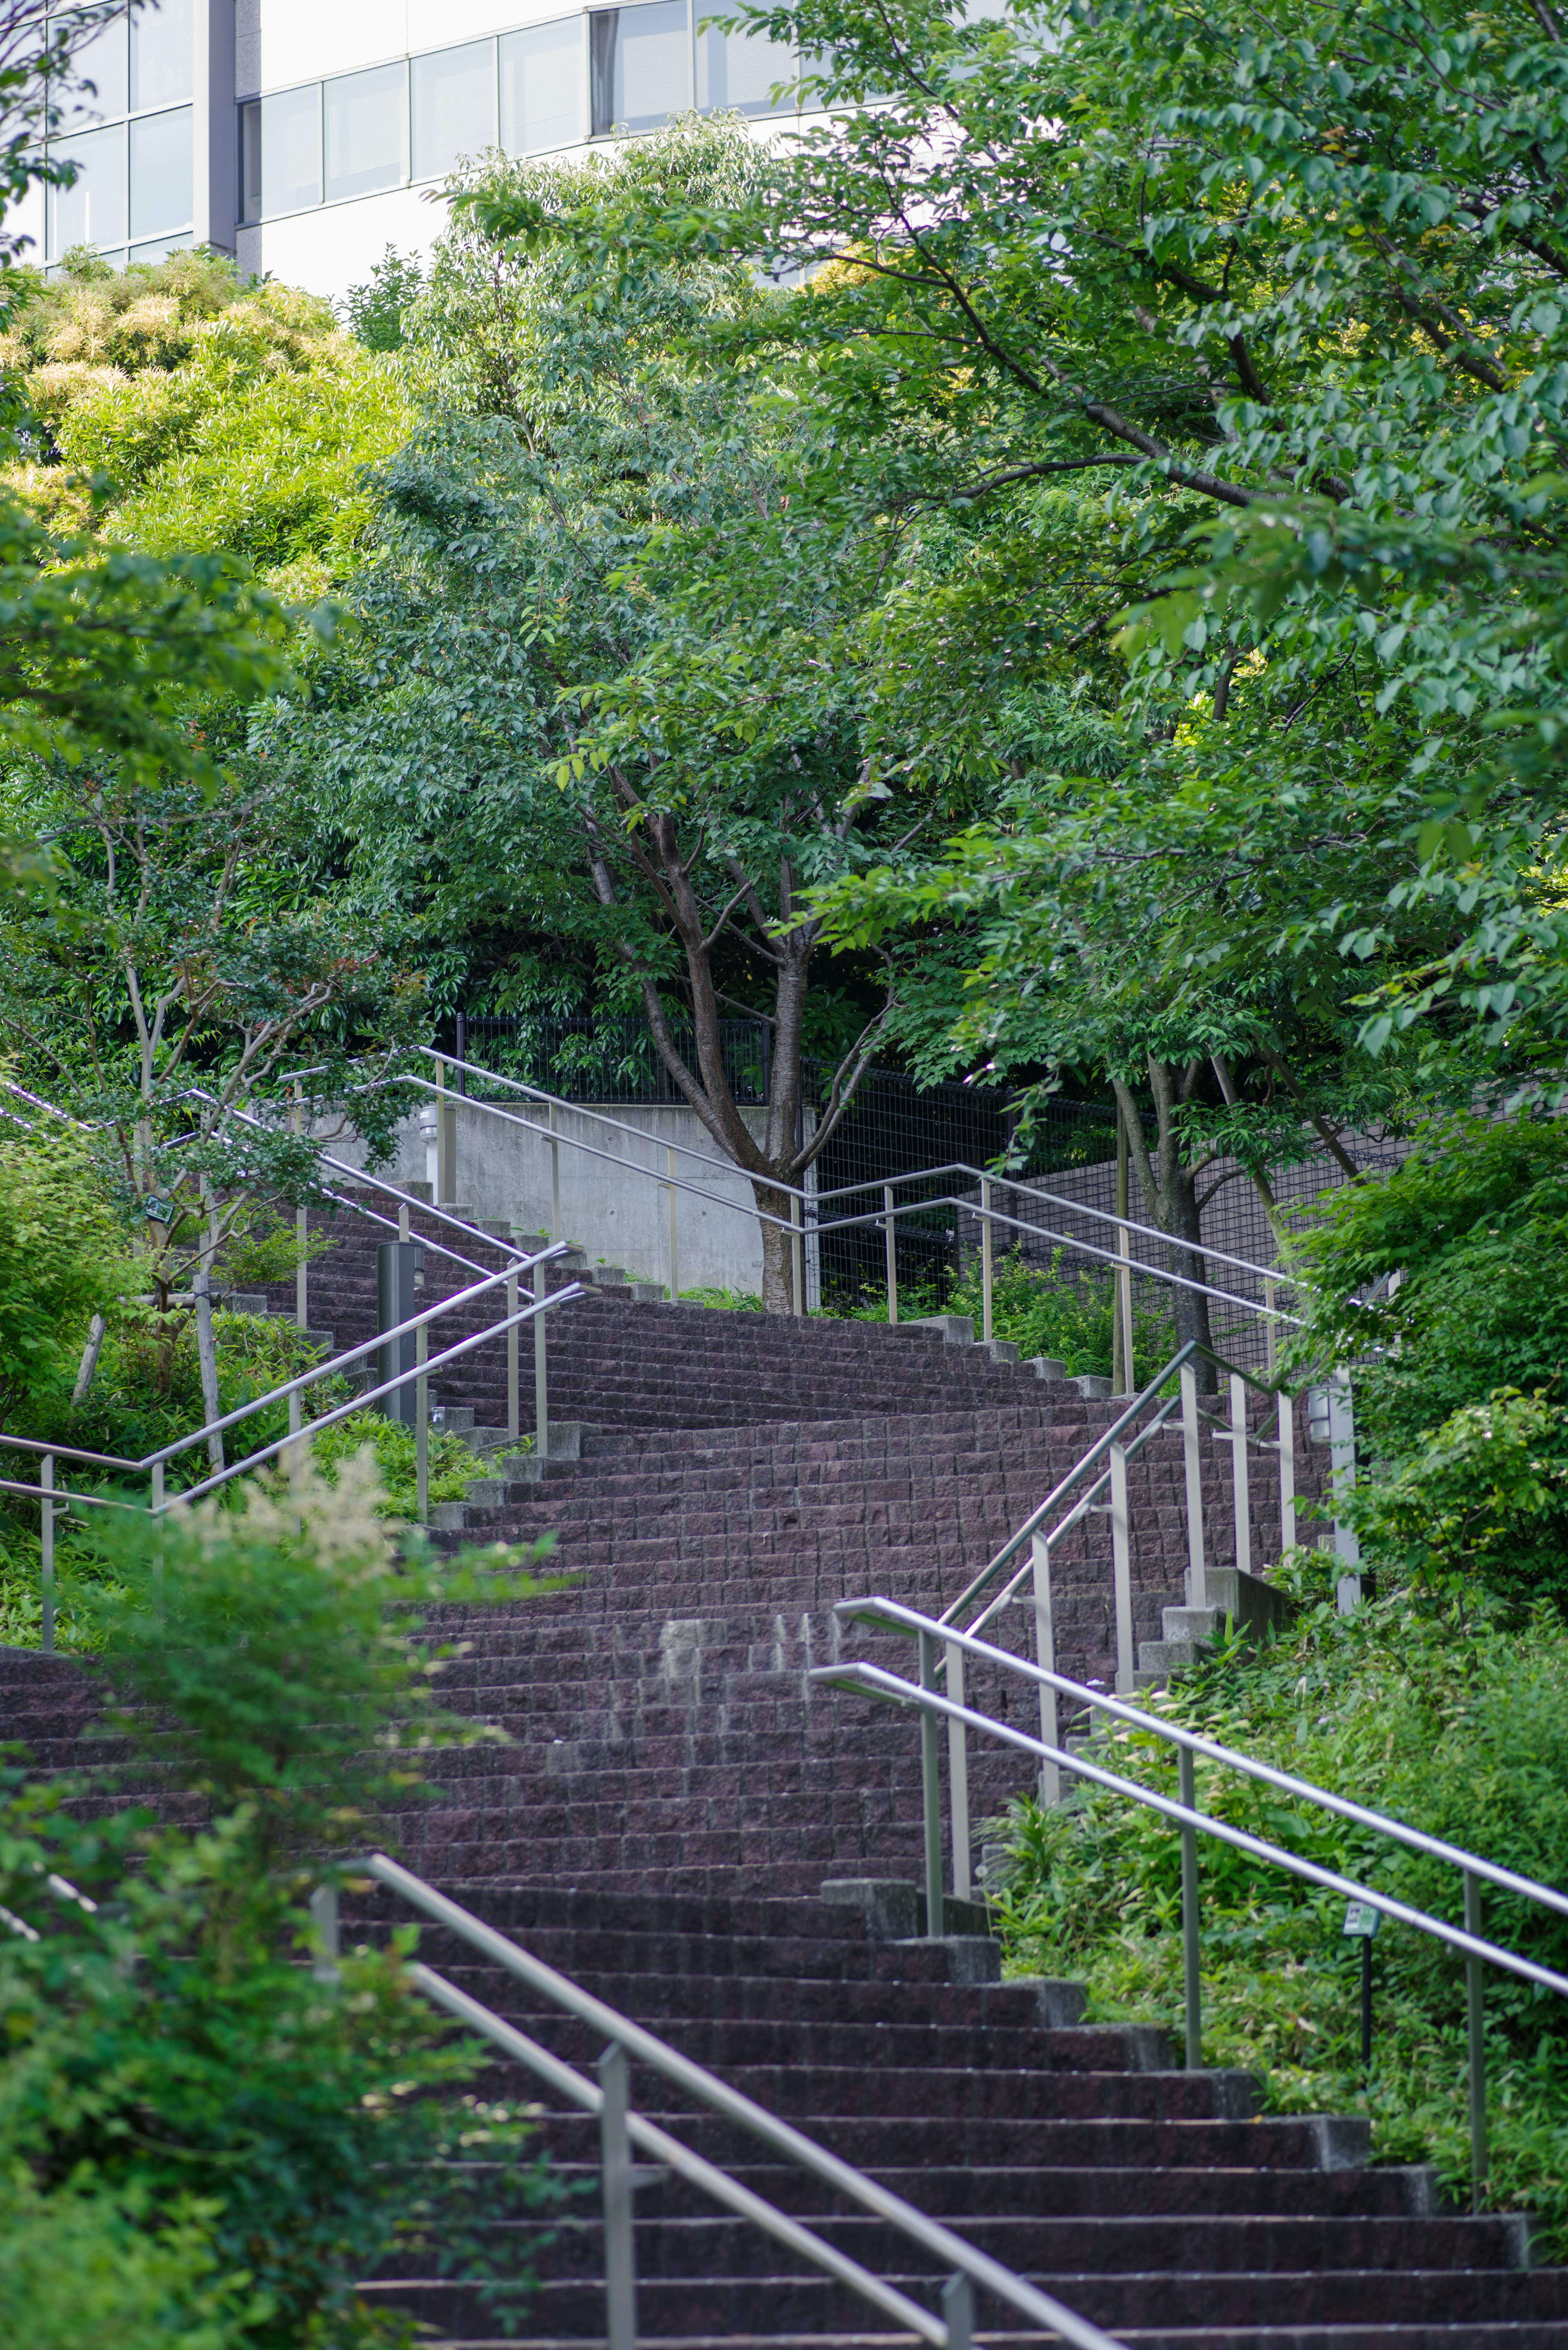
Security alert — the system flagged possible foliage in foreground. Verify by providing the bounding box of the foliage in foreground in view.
[991,1596,1568,2247]
[69,1449,558,1862]
[0,1454,567,2345]
[0,1786,561,2349]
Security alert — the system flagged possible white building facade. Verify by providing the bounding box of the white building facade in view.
[20,0,809,303]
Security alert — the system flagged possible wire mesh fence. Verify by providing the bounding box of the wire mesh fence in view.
[448,1014,1408,1356]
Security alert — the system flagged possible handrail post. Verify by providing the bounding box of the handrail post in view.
[598,2042,638,2350]
[1465,1872,1488,2210]
[667,1144,679,1302]
[549,1101,561,1241]
[1031,1532,1060,1806]
[1264,1275,1278,1376]
[1278,1388,1296,1554]
[415,1322,429,1524]
[791,1192,804,1318]
[308,1882,341,1985]
[919,1629,944,1938]
[941,2270,974,2350]
[1329,1368,1362,1608]
[1109,1442,1134,1696]
[151,1459,165,1513]
[1180,1363,1207,1608]
[292,1078,309,1333]
[980,1176,993,1343]
[434,1056,449,1204]
[39,1452,54,1656]
[287,1388,303,1505]
[1116,1222,1134,1398]
[945,1639,971,1901]
[1230,1373,1251,1581]
[534,1254,550,1458]
[1178,1744,1202,2069]
[884,1183,898,1324]
[507,1271,520,1443]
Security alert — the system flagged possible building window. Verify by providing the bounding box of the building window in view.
[695,16,794,115]
[323,62,408,205]
[70,6,129,120]
[235,4,813,228]
[412,41,497,181]
[129,107,192,240]
[47,121,127,256]
[590,2,690,137]
[499,20,582,157]
[240,83,321,224]
[130,0,192,113]
[44,0,192,265]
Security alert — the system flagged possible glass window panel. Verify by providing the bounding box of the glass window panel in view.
[240,99,261,224]
[695,18,793,115]
[253,82,321,218]
[130,0,192,111]
[130,231,192,265]
[499,20,581,155]
[324,61,407,202]
[129,105,191,237]
[411,40,496,181]
[590,3,689,137]
[47,122,127,256]
[68,6,128,121]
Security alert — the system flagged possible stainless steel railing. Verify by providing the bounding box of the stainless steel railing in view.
[334,1852,1127,2350]
[904,1338,1313,1895]
[0,1242,582,1650]
[396,1048,1299,1347]
[811,1604,1568,2212]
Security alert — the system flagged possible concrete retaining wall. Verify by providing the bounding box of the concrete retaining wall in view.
[327,1097,821,1304]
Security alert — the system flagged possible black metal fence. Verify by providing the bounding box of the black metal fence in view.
[454,1014,772,1106]
[449,1012,1135,1310]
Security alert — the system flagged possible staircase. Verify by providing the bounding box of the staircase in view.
[14,1192,1557,2345]
[350,1879,1567,2347]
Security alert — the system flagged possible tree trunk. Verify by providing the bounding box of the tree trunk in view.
[755,1179,800,1314]
[1161,1155,1217,1384]
[1111,1063,1218,1391]
[71,1315,107,1407]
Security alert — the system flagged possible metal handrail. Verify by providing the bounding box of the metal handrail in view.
[153,1284,581,1509]
[831,1599,1568,1930]
[355,1852,1126,2350]
[938,1338,1283,1635]
[418,1049,1301,1290]
[401,1060,1296,1330]
[0,1251,568,1480]
[810,1643,1544,2207]
[0,1285,582,1516]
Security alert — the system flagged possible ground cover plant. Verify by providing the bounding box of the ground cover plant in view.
[991,1590,1568,2246]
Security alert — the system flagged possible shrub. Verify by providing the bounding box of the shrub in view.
[0,1121,126,1422]
[0,1781,562,2349]
[71,1449,557,1864]
[989,1595,1568,2244]
[1290,1110,1568,1465]
[1,1450,568,2345]
[840,1247,1175,1382]
[1345,1386,1568,1609]
[0,2168,253,2350]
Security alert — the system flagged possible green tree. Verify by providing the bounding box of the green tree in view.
[596,0,1568,1104]
[2,246,414,597]
[302,121,983,1309]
